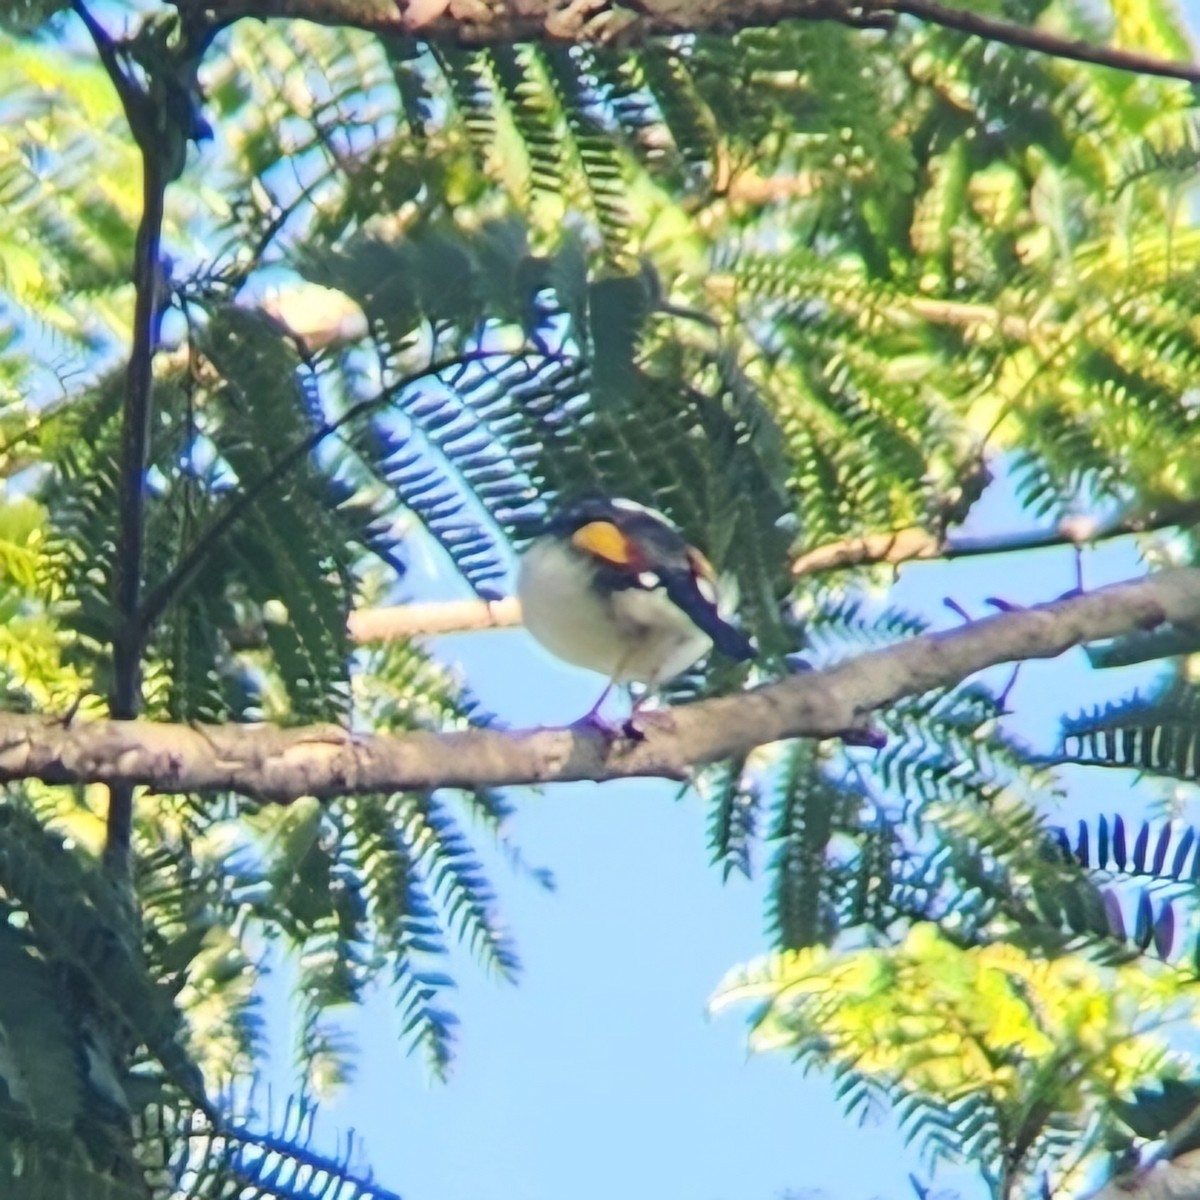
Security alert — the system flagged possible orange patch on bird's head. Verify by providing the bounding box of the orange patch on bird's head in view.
[571,520,643,567]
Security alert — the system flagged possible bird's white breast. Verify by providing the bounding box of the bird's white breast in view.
[517,539,712,685]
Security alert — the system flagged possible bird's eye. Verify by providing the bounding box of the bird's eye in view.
[638,570,661,589]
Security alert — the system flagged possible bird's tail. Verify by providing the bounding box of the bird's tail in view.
[663,572,756,661]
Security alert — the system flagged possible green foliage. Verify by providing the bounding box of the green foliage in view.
[5,0,1200,1195]
[712,923,1196,1196]
[1113,1077,1200,1154]
[134,1099,404,1200]
[0,28,165,397]
[1059,684,1200,781]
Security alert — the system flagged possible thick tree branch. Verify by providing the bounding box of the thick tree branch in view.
[9,569,1197,801]
[177,0,1200,84]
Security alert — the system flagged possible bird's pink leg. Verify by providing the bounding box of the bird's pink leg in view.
[581,679,615,720]
[570,671,625,737]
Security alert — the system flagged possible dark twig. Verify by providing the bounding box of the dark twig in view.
[111,150,167,711]
[108,153,168,874]
[73,0,170,874]
[792,499,1200,577]
[70,0,150,132]
[137,348,543,630]
[888,0,1200,84]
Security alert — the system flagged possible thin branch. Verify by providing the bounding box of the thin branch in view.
[172,0,1200,84]
[791,527,943,575]
[4,567,1195,801]
[137,348,533,632]
[113,145,166,710]
[348,597,521,641]
[902,296,1037,344]
[790,500,1200,577]
[888,0,1200,83]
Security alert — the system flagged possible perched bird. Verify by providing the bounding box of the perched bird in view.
[517,497,755,724]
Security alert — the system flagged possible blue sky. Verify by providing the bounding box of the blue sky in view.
[257,467,1167,1200]
[254,10,1200,1199]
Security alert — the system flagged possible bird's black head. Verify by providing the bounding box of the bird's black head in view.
[548,496,691,563]
[543,494,624,537]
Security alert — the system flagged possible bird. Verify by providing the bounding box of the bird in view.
[517,496,755,726]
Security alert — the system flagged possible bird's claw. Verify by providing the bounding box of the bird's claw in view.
[839,723,887,749]
[569,707,676,743]
[622,708,676,741]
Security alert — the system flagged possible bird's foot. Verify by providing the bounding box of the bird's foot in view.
[621,707,676,742]
[839,723,887,749]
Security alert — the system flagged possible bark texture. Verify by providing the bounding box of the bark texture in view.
[178,0,1200,83]
[5,568,1194,801]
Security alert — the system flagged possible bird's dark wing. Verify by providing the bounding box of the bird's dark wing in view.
[567,508,755,659]
[661,569,756,661]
